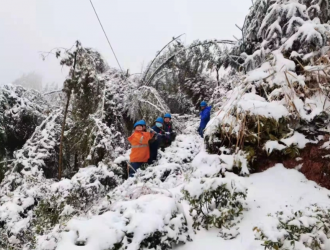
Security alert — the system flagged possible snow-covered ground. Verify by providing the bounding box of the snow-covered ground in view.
[35,124,330,250]
[178,164,330,250]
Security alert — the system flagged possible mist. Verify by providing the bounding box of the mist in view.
[0,0,251,88]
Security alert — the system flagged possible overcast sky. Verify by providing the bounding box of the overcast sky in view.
[0,0,251,87]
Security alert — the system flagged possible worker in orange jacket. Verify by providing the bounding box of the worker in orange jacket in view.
[128,120,154,177]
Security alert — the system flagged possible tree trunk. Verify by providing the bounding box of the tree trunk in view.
[216,66,220,87]
[74,153,79,172]
[58,92,71,180]
[58,52,77,180]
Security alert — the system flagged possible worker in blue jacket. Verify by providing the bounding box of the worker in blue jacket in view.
[148,117,165,164]
[198,101,212,138]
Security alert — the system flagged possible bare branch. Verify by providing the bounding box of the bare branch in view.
[39,43,76,61]
[235,24,242,31]
[233,35,240,41]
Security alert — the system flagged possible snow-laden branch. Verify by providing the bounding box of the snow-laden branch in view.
[138,99,165,113]
[146,40,236,85]
[142,33,186,82]
[139,85,167,112]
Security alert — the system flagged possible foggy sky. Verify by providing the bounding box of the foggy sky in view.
[0,0,251,87]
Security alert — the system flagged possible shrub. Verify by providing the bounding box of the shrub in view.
[182,173,247,237]
[254,205,330,250]
[40,194,191,250]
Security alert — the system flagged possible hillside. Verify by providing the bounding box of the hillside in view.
[1,0,330,250]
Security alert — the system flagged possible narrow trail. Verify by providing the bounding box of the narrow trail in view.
[6,118,330,250]
[53,120,204,250]
[52,121,330,250]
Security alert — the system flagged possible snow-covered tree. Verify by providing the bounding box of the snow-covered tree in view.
[142,38,237,113]
[205,0,330,174]
[0,85,50,181]
[237,0,330,72]
[49,41,110,178]
[11,110,62,178]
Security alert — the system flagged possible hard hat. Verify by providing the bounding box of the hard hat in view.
[134,120,145,128]
[156,117,164,123]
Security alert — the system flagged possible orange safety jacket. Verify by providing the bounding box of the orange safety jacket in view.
[128,131,153,163]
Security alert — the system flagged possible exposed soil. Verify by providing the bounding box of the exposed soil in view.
[253,135,330,190]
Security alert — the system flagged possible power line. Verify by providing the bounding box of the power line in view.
[89,0,123,73]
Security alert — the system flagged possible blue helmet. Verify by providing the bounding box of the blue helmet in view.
[155,117,164,124]
[164,113,171,119]
[140,120,146,125]
[200,101,207,107]
[134,120,145,128]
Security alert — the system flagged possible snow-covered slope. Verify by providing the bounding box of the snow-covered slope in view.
[179,164,330,250]
[1,115,330,250]
[32,121,330,250]
[2,0,330,249]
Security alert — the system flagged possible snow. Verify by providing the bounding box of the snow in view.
[264,140,286,154]
[191,146,249,177]
[32,132,200,250]
[158,134,201,165]
[51,179,73,193]
[237,97,289,120]
[60,205,75,216]
[2,112,330,250]
[57,212,125,250]
[217,66,232,80]
[321,138,330,150]
[183,172,247,198]
[295,163,303,170]
[41,122,326,250]
[281,131,311,149]
[191,151,224,178]
[283,21,324,51]
[113,195,180,250]
[2,1,330,249]
[265,132,312,154]
[273,50,296,72]
[178,164,330,250]
[246,69,269,82]
[55,192,189,250]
